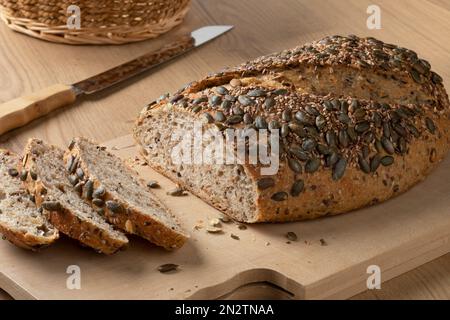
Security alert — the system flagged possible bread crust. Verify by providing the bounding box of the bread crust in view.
[134,35,450,223]
[0,149,59,250]
[65,138,188,250]
[22,139,128,254]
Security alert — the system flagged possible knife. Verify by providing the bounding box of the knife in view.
[0,25,233,136]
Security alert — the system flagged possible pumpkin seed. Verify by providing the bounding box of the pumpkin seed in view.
[286,232,298,242]
[215,86,229,95]
[353,108,366,121]
[106,200,121,214]
[305,158,320,173]
[370,154,381,172]
[340,100,349,113]
[19,169,28,181]
[257,177,275,190]
[7,168,18,177]
[248,89,266,97]
[158,264,179,273]
[289,123,306,137]
[288,158,302,173]
[232,106,244,115]
[290,180,304,197]
[238,95,254,106]
[271,192,288,202]
[255,116,268,129]
[225,94,237,102]
[193,96,207,104]
[264,97,276,109]
[332,157,347,180]
[425,117,436,134]
[431,72,443,84]
[317,144,330,155]
[358,156,371,174]
[147,180,160,189]
[289,145,309,161]
[381,156,394,166]
[338,130,349,147]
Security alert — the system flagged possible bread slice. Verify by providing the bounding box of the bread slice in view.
[65,137,188,250]
[22,139,129,254]
[0,149,58,250]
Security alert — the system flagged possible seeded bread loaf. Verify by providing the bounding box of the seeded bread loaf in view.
[0,149,58,250]
[64,137,188,250]
[22,139,129,254]
[134,35,450,223]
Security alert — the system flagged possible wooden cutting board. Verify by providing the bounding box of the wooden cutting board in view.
[0,134,449,300]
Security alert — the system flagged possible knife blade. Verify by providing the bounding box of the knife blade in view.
[0,25,233,136]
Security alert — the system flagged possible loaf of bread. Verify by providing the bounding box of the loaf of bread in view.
[134,35,450,223]
[0,149,58,250]
[22,139,129,254]
[65,137,188,250]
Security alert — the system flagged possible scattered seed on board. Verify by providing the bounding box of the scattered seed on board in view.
[209,218,221,227]
[319,239,328,246]
[146,180,160,189]
[237,224,247,230]
[219,214,232,223]
[157,264,179,273]
[286,232,298,242]
[230,234,240,240]
[167,187,186,196]
[206,226,223,233]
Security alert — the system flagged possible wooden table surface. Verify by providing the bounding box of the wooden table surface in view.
[0,0,449,300]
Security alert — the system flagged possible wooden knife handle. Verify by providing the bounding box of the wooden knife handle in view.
[0,84,76,136]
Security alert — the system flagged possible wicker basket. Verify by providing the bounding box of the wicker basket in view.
[0,0,191,45]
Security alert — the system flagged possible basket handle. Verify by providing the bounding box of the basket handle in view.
[0,84,76,136]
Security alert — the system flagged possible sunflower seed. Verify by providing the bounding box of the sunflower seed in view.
[221,100,232,110]
[281,124,290,137]
[305,158,320,173]
[286,232,298,241]
[232,106,244,115]
[381,156,394,166]
[397,137,407,154]
[323,101,333,110]
[288,158,302,173]
[158,264,179,273]
[355,121,370,133]
[350,100,359,112]
[289,145,309,161]
[332,157,347,180]
[295,111,313,125]
[410,69,422,83]
[383,121,391,138]
[326,131,337,146]
[257,177,275,190]
[370,154,381,172]
[288,123,306,137]
[306,105,319,116]
[243,113,253,125]
[92,198,104,207]
[255,116,268,129]
[219,214,232,223]
[93,186,106,199]
[74,182,83,194]
[381,137,395,154]
[269,120,281,130]
[248,89,266,97]
[106,200,121,213]
[326,152,339,167]
[42,201,61,211]
[290,180,304,197]
[83,180,94,200]
[203,113,214,123]
[68,174,79,186]
[425,117,436,134]
[317,144,330,155]
[282,110,292,121]
[273,88,288,95]
[338,113,351,124]
[264,97,275,109]
[193,96,207,104]
[76,167,84,180]
[353,108,366,121]
[30,170,37,180]
[230,234,240,240]
[271,192,288,201]
[315,115,326,130]
[8,168,18,177]
[393,124,407,137]
[226,115,243,125]
[338,130,349,147]
[19,169,28,181]
[192,105,202,113]
[215,86,229,95]
[406,123,420,138]
[358,156,371,174]
[238,95,254,106]
[340,100,349,113]
[331,99,340,110]
[302,138,316,151]
[431,72,443,84]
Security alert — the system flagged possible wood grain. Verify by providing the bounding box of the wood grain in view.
[0,0,449,299]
